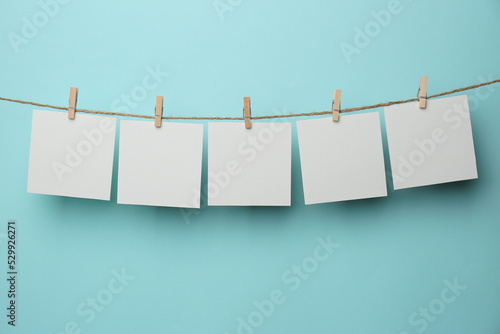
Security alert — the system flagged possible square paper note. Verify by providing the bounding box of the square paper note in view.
[297,113,387,205]
[27,109,117,200]
[384,95,478,190]
[117,120,204,208]
[208,122,292,206]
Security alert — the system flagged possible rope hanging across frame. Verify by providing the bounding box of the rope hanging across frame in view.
[1,79,499,120]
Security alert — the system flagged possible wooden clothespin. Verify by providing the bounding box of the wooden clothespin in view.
[332,89,341,122]
[243,97,251,129]
[155,95,163,128]
[418,76,428,109]
[68,87,78,119]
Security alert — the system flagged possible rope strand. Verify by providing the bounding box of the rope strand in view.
[1,79,499,120]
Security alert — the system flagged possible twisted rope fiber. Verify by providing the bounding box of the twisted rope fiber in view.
[1,79,499,120]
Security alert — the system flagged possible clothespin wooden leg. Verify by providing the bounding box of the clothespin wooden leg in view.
[155,95,163,128]
[68,87,78,119]
[332,90,341,122]
[418,76,428,109]
[244,97,251,129]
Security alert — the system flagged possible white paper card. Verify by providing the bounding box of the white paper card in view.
[384,95,478,190]
[117,120,204,208]
[297,113,387,205]
[208,122,291,206]
[27,109,117,200]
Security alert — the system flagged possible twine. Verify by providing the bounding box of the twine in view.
[1,79,499,120]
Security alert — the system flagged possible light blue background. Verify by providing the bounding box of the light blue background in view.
[1,0,500,333]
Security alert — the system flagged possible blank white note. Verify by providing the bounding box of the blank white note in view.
[117,120,204,208]
[384,95,478,190]
[297,113,387,205]
[208,122,292,206]
[27,109,117,200]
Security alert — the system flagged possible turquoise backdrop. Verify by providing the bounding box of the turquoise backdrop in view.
[1,0,499,333]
